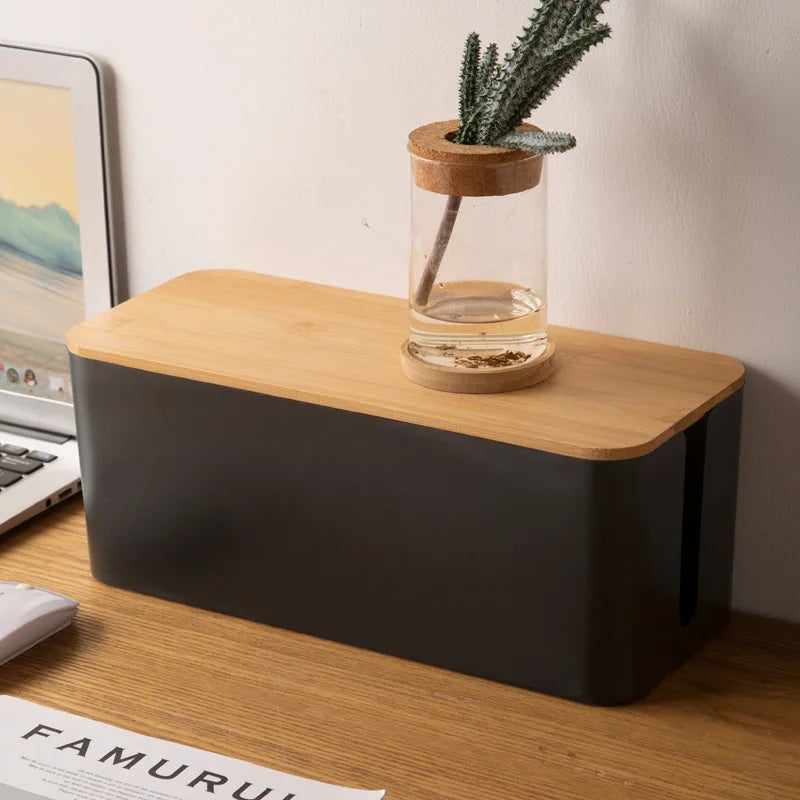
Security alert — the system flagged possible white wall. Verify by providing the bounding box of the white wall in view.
[3,1,798,622]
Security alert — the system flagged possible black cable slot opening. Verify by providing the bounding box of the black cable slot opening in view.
[679,414,709,626]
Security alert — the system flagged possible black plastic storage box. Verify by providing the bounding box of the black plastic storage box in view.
[68,270,744,705]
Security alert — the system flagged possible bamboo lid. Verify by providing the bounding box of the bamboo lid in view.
[67,271,745,461]
[408,120,543,196]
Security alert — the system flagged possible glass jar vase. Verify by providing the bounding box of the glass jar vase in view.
[402,120,552,393]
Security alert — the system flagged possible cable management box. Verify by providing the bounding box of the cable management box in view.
[67,270,744,705]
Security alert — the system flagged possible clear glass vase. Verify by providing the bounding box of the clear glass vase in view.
[406,121,548,375]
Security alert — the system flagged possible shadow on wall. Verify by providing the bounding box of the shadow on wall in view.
[736,369,800,619]
[675,9,800,621]
[627,2,800,620]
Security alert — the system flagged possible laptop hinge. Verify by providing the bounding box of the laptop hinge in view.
[0,390,76,438]
[0,421,72,445]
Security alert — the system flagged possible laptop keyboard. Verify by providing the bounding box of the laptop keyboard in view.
[0,443,57,490]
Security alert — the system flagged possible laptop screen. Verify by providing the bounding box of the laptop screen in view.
[0,76,84,404]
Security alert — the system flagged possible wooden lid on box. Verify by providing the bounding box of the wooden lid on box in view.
[67,270,745,460]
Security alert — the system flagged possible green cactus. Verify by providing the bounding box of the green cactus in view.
[476,42,499,97]
[414,1,612,309]
[494,130,576,154]
[457,1,611,151]
[458,33,481,125]
[567,0,609,35]
[494,23,611,139]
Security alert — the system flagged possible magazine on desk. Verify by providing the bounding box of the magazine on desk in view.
[0,697,385,800]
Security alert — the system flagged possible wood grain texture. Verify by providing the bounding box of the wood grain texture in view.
[66,270,745,460]
[1,502,799,800]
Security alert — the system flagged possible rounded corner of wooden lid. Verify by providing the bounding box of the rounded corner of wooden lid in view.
[407,120,543,196]
[64,326,81,356]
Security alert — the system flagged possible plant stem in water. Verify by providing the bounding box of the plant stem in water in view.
[413,194,462,309]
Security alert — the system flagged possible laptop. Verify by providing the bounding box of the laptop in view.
[0,43,115,535]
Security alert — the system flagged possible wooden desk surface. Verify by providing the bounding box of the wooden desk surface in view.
[1,501,798,799]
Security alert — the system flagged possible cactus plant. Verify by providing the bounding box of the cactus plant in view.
[414,0,612,308]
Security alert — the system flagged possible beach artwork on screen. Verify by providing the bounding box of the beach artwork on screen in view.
[0,76,83,402]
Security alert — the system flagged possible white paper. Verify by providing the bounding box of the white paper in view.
[0,697,384,800]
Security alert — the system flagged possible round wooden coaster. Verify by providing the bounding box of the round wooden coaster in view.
[400,340,555,394]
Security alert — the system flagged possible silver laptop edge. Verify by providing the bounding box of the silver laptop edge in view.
[0,42,116,438]
[0,43,116,532]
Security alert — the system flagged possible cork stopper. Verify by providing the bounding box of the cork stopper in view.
[408,120,543,197]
